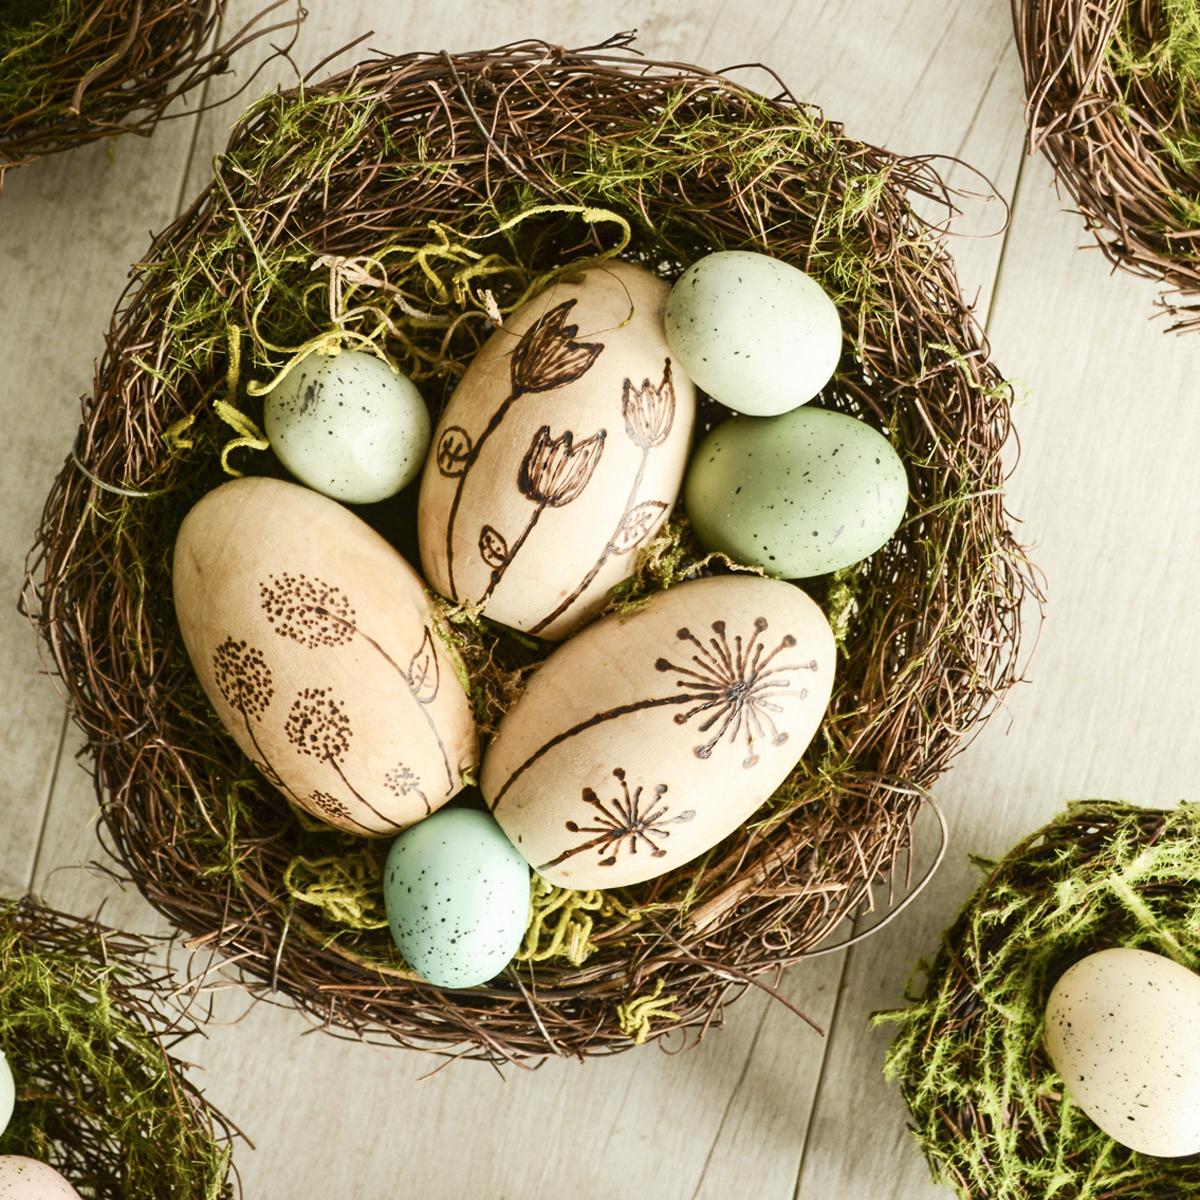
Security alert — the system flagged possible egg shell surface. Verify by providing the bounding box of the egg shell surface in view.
[0,1052,11,1139]
[173,476,478,836]
[263,349,430,504]
[481,574,835,888]
[384,808,530,989]
[1044,947,1200,1157]
[664,250,842,416]
[418,261,696,640]
[685,406,908,578]
[0,1158,81,1200]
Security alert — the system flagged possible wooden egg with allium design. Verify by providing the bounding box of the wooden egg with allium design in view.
[481,575,835,887]
[173,477,478,836]
[417,260,696,641]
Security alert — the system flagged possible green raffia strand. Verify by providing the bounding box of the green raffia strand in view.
[874,802,1200,1200]
[516,876,643,967]
[89,82,1003,982]
[0,901,232,1199]
[615,979,680,1046]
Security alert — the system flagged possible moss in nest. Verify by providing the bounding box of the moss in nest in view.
[0,0,74,111]
[0,900,235,1199]
[876,802,1200,1200]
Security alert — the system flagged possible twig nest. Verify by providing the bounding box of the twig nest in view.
[1013,0,1200,329]
[0,898,238,1199]
[879,801,1200,1199]
[0,1,301,184]
[28,36,1032,1060]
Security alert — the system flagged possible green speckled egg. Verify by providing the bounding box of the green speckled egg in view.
[0,1051,12,1138]
[383,808,529,989]
[684,407,908,578]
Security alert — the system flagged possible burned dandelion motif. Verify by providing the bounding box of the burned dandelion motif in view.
[540,768,696,871]
[307,790,377,836]
[212,637,274,719]
[385,763,429,815]
[260,573,355,648]
[654,617,817,767]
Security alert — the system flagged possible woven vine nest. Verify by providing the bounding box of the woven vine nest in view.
[0,896,238,1198]
[878,801,1200,1199]
[0,0,301,186]
[28,34,1035,1062]
[1013,0,1200,330]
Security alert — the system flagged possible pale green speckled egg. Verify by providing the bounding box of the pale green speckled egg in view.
[264,349,430,504]
[685,406,908,578]
[664,250,842,416]
[384,808,530,989]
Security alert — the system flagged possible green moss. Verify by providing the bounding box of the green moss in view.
[0,0,79,114]
[876,802,1200,1200]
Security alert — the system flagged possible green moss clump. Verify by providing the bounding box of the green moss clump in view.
[0,0,78,114]
[876,802,1200,1200]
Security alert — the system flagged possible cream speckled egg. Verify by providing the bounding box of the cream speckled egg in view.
[481,574,834,887]
[0,1052,12,1138]
[263,349,430,503]
[685,406,908,578]
[173,477,478,836]
[418,261,695,640]
[0,1158,81,1200]
[1044,948,1200,1157]
[664,250,842,416]
[383,808,530,989]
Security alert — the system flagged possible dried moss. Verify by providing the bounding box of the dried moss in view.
[876,802,1200,1200]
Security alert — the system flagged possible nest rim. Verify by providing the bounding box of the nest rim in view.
[1012,0,1200,330]
[0,0,302,184]
[28,34,1035,1062]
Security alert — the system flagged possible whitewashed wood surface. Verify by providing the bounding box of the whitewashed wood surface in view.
[3,1,1199,1197]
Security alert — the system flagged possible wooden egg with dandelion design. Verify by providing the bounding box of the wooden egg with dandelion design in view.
[481,574,835,887]
[172,477,478,836]
[417,260,696,640]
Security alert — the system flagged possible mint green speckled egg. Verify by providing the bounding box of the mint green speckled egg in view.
[684,406,908,578]
[384,808,529,989]
[0,1051,12,1138]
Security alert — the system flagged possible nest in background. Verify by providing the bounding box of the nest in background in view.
[0,897,238,1199]
[0,0,301,185]
[878,801,1200,1200]
[1013,0,1200,330]
[28,34,1034,1061]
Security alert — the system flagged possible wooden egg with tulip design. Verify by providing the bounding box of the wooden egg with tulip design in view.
[418,260,696,639]
[481,575,836,887]
[173,477,478,835]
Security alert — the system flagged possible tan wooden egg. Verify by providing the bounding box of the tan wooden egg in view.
[480,575,835,887]
[418,261,696,640]
[172,477,478,836]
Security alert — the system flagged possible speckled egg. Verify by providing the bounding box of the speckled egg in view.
[0,1158,81,1200]
[1044,948,1200,1157]
[482,574,835,889]
[664,250,842,416]
[384,808,530,989]
[263,349,430,504]
[0,1052,12,1137]
[684,406,908,578]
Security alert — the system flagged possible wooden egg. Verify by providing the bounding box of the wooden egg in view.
[418,261,696,640]
[480,575,835,887]
[173,477,478,836]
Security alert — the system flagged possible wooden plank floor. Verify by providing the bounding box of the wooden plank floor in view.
[4,1,1197,1196]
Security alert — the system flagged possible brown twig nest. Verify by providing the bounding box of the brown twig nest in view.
[1013,0,1200,329]
[0,896,239,1198]
[0,0,303,186]
[27,34,1035,1062]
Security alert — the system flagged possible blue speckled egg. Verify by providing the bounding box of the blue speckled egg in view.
[664,250,842,416]
[263,349,430,504]
[383,808,529,989]
[0,1051,12,1138]
[684,406,908,578]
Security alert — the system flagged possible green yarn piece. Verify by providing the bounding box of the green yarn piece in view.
[875,801,1200,1200]
[0,900,233,1199]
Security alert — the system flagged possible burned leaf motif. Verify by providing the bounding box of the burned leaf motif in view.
[436,425,473,478]
[609,500,669,554]
[478,525,509,570]
[405,629,440,705]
